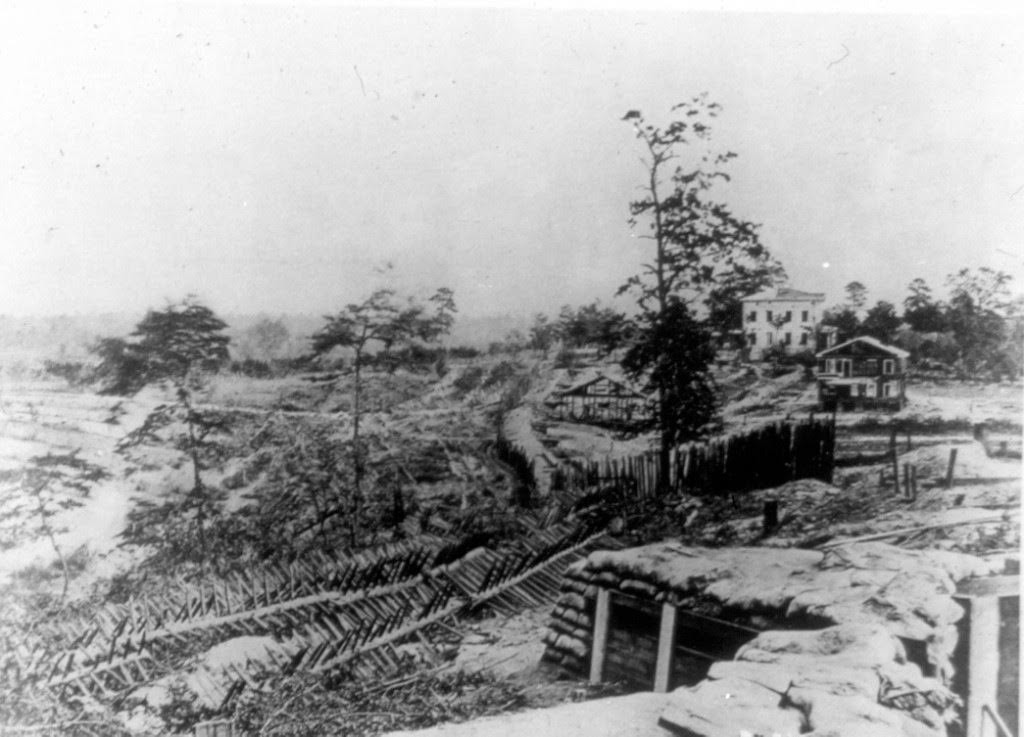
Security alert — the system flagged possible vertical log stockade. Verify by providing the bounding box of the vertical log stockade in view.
[551,417,837,500]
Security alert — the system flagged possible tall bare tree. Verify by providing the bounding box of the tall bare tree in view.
[621,97,782,485]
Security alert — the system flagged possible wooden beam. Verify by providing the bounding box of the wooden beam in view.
[966,595,1000,737]
[654,603,678,693]
[589,589,611,685]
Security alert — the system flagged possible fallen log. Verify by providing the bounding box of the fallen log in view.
[818,512,1018,549]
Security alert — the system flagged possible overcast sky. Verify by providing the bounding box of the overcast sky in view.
[1,4,1021,319]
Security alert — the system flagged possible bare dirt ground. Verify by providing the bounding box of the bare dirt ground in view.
[1,356,1019,736]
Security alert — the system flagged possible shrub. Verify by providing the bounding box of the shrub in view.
[452,366,485,395]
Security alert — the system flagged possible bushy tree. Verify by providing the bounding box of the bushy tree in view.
[312,287,455,544]
[622,303,719,445]
[945,267,1013,374]
[844,281,868,311]
[528,313,557,353]
[557,302,632,354]
[93,296,231,395]
[98,297,233,572]
[620,98,773,483]
[902,278,947,333]
[0,451,108,603]
[860,301,902,343]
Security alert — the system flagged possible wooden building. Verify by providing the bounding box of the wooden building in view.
[815,336,909,411]
[548,373,651,428]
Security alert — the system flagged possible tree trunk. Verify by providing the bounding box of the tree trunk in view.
[182,393,208,573]
[35,491,69,606]
[351,349,363,548]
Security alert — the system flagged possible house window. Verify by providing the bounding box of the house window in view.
[825,359,836,373]
[747,311,757,323]
[784,332,792,345]
[748,333,757,345]
[865,382,876,397]
[801,310,809,322]
[882,383,892,397]
[766,310,773,322]
[883,359,895,374]
[784,311,792,322]
[799,332,808,346]
[766,333,774,345]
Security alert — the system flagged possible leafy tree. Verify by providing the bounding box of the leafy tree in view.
[705,263,786,336]
[130,297,231,380]
[93,296,231,394]
[622,303,719,445]
[620,98,770,483]
[90,337,148,395]
[557,302,632,354]
[528,313,557,353]
[945,268,1014,374]
[902,278,946,333]
[844,281,868,311]
[819,306,860,344]
[860,301,902,343]
[97,297,233,572]
[117,400,232,570]
[946,267,1013,314]
[0,451,108,603]
[312,287,455,545]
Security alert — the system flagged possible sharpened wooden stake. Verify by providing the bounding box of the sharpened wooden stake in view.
[945,448,958,489]
[589,589,611,685]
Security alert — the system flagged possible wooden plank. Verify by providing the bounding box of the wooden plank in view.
[966,596,1000,737]
[653,603,678,693]
[589,589,611,685]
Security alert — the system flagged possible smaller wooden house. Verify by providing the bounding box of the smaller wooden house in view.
[548,373,651,427]
[815,336,908,411]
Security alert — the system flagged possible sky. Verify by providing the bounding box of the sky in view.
[1,4,1022,320]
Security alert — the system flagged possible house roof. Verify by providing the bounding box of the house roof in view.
[554,372,646,399]
[816,336,910,359]
[743,287,826,303]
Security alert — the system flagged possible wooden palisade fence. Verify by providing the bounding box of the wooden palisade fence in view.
[550,416,836,499]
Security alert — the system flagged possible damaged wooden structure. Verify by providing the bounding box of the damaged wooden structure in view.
[544,541,1017,737]
[546,373,651,428]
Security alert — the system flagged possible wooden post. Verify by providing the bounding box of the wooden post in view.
[763,500,779,534]
[654,603,678,693]
[891,445,901,497]
[946,448,958,489]
[589,589,611,684]
[966,596,1000,737]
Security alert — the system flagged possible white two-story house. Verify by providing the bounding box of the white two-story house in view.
[742,287,830,360]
